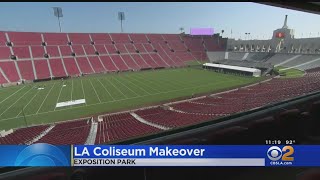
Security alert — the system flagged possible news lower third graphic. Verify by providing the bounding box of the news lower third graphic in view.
[0,143,71,166]
[0,144,320,167]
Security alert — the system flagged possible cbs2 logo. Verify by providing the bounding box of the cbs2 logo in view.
[267,146,294,161]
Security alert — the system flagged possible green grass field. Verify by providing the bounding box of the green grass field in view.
[276,66,305,78]
[0,67,263,130]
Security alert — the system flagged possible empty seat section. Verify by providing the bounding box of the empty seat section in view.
[17,60,35,80]
[63,58,80,76]
[90,33,113,44]
[31,46,46,58]
[170,54,185,65]
[68,33,91,45]
[183,37,205,51]
[43,33,68,45]
[124,44,137,53]
[170,55,184,67]
[129,34,148,43]
[0,32,7,46]
[149,53,168,67]
[72,45,85,56]
[88,57,105,73]
[162,34,181,41]
[192,51,207,61]
[95,113,162,144]
[131,54,150,69]
[146,34,164,43]
[121,55,140,69]
[152,44,175,66]
[76,57,94,74]
[0,47,11,60]
[100,56,118,71]
[110,33,130,43]
[59,46,72,57]
[12,46,31,59]
[110,55,129,71]
[7,32,42,46]
[142,44,154,53]
[134,44,147,53]
[115,44,128,54]
[46,46,60,58]
[49,58,67,77]
[36,119,91,145]
[168,41,187,51]
[0,70,8,84]
[204,37,221,51]
[175,51,194,62]
[94,45,108,54]
[105,45,117,54]
[136,107,213,128]
[0,61,20,82]
[34,60,51,79]
[140,54,158,68]
[0,125,49,145]
[158,42,172,53]
[83,45,96,55]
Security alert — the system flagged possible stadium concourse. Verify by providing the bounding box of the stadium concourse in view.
[1,31,320,145]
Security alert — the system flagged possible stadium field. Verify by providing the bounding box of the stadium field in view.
[0,67,263,130]
[276,66,305,78]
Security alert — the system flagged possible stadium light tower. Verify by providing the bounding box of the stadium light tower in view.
[179,27,184,34]
[52,7,63,32]
[118,12,125,33]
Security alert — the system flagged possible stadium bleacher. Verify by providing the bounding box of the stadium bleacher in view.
[34,59,51,79]
[63,57,81,76]
[2,65,320,145]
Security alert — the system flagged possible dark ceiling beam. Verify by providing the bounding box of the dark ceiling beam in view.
[258,2,320,15]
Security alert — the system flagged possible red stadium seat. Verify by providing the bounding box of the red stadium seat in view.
[76,57,94,74]
[34,59,51,79]
[17,60,35,80]
[49,58,67,77]
[63,58,81,76]
[43,33,69,46]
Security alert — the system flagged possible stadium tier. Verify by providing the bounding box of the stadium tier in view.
[2,30,320,145]
[0,31,227,84]
[1,66,320,145]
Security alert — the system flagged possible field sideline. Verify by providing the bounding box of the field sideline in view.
[0,67,263,130]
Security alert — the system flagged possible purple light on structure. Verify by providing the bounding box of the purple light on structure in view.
[190,28,214,35]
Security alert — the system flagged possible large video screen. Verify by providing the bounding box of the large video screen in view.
[190,28,214,35]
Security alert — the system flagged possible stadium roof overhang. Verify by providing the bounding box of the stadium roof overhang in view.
[259,2,320,15]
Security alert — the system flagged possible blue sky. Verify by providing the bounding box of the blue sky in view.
[0,2,320,40]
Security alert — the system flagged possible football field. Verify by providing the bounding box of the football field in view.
[0,67,263,130]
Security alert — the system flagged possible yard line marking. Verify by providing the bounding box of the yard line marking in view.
[0,86,26,105]
[89,79,102,103]
[80,79,87,106]
[54,82,65,111]
[16,89,41,117]
[0,86,35,118]
[126,74,161,93]
[3,79,242,122]
[71,79,74,101]
[104,77,128,98]
[119,75,152,95]
[97,78,115,101]
[36,82,56,114]
[112,76,140,96]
